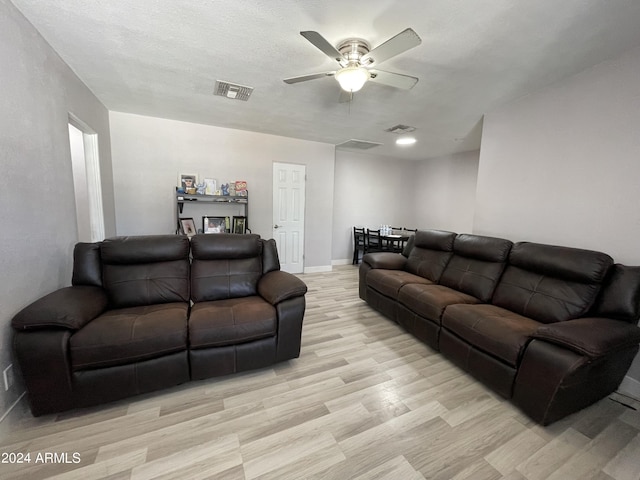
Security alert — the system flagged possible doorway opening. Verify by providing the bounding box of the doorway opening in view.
[68,115,104,242]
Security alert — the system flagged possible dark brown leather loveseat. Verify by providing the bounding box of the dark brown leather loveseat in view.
[12,234,307,416]
[359,229,640,424]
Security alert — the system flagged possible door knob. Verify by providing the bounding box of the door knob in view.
[274,224,281,229]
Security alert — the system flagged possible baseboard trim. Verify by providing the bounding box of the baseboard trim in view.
[303,265,332,274]
[332,259,351,266]
[618,375,640,401]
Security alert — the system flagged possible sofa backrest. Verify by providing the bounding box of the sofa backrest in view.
[492,242,613,323]
[100,235,191,308]
[261,238,281,274]
[589,264,640,324]
[190,234,264,302]
[72,242,103,287]
[439,234,513,302]
[405,230,456,282]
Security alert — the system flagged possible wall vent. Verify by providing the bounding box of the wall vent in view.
[385,124,416,134]
[214,80,254,101]
[336,139,383,150]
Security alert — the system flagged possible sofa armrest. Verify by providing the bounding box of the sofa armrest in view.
[533,317,640,358]
[363,252,407,270]
[12,286,108,331]
[14,329,74,416]
[258,271,308,305]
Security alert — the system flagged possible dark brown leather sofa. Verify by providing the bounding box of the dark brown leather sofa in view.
[12,234,307,416]
[360,229,640,424]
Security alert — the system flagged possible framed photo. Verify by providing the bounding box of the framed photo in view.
[203,178,217,195]
[203,216,229,234]
[179,218,197,237]
[232,216,247,234]
[178,173,198,193]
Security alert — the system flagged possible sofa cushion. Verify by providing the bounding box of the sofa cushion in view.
[189,296,276,349]
[442,304,542,367]
[405,230,456,282]
[492,242,613,323]
[439,234,513,302]
[191,233,262,260]
[69,303,188,371]
[101,236,191,308]
[398,284,481,324]
[367,270,433,299]
[191,234,263,302]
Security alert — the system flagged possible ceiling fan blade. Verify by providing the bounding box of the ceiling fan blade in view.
[283,72,336,84]
[300,31,344,64]
[360,28,421,66]
[368,70,419,90]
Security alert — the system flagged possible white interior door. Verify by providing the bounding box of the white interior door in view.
[273,162,305,273]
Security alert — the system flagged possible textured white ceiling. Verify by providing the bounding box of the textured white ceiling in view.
[11,0,640,160]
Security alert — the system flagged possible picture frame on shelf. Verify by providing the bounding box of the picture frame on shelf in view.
[179,218,197,237]
[203,216,229,234]
[232,216,247,234]
[203,178,217,195]
[178,173,198,194]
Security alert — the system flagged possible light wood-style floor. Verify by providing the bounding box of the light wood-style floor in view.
[1,265,640,480]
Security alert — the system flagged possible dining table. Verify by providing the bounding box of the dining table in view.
[379,230,411,253]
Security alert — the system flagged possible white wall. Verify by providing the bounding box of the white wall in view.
[475,44,640,394]
[332,150,418,263]
[109,112,335,270]
[0,2,115,420]
[414,151,480,234]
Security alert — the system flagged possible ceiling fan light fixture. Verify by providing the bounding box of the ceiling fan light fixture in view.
[396,136,417,146]
[335,66,370,92]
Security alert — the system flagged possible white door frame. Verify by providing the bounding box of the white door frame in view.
[68,114,105,242]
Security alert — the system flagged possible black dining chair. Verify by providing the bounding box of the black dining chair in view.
[385,228,407,253]
[365,228,384,254]
[352,227,366,264]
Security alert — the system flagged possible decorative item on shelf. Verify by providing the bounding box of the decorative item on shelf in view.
[195,181,206,195]
[204,178,217,195]
[232,216,247,234]
[229,182,236,196]
[178,173,198,193]
[203,216,230,234]
[179,218,197,238]
[221,183,230,196]
[235,180,247,196]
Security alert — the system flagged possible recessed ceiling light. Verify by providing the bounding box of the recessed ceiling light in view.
[396,137,416,146]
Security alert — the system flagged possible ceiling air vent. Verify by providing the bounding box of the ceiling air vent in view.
[214,80,254,101]
[385,124,416,134]
[336,139,383,150]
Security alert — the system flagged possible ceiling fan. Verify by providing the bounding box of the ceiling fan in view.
[284,28,422,100]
